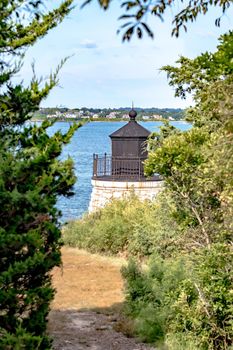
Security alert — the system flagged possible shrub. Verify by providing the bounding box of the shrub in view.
[122,244,233,349]
[63,193,180,257]
[121,256,191,345]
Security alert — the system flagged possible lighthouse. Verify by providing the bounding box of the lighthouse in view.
[89,108,163,212]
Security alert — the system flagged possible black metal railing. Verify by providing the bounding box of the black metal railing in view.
[93,154,161,181]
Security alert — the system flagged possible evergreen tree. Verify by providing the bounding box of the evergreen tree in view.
[0,1,78,348]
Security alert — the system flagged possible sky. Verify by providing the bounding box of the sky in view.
[19,0,233,109]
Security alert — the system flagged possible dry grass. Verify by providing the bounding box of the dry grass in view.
[51,247,126,311]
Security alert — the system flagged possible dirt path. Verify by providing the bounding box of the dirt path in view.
[48,247,154,350]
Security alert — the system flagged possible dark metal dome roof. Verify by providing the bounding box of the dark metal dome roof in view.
[110,108,150,138]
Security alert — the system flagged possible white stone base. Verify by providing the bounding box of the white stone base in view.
[89,179,164,212]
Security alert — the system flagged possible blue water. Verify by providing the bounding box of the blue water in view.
[47,121,191,222]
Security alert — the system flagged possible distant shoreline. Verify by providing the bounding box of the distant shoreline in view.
[31,118,185,123]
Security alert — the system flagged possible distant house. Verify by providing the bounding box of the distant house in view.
[47,114,56,119]
[80,115,90,119]
[106,113,116,119]
[152,114,163,120]
[64,113,76,119]
[106,111,121,119]
[142,116,150,120]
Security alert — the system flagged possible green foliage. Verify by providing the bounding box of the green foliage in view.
[122,32,233,349]
[63,198,131,255]
[63,194,180,258]
[122,256,192,345]
[0,0,78,348]
[83,0,232,40]
[162,31,233,129]
[0,325,47,350]
[145,32,233,250]
[122,245,233,348]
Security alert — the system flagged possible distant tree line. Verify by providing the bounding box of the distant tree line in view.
[38,107,184,120]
